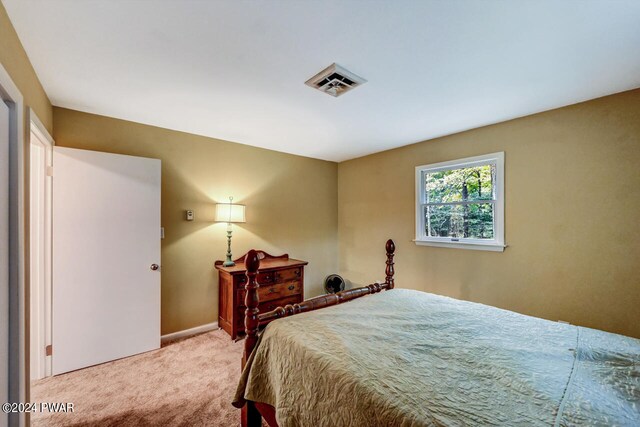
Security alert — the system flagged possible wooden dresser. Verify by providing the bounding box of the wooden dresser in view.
[215,251,307,339]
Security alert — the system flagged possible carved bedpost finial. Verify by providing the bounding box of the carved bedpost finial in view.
[385,239,395,289]
[243,250,261,366]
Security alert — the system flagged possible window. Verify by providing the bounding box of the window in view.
[415,152,505,251]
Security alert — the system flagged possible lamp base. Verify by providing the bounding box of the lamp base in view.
[223,225,236,267]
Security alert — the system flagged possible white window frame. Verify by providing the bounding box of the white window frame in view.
[415,152,505,252]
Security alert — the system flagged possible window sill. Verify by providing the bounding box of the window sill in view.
[413,239,506,252]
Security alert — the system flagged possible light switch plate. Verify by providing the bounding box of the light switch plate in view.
[186,210,194,221]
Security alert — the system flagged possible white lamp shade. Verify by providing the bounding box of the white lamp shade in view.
[215,203,246,223]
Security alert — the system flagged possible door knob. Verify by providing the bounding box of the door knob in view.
[150,264,160,271]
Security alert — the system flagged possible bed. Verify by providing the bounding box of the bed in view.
[232,240,640,426]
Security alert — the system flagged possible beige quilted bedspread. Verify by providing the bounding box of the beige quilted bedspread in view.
[233,289,640,426]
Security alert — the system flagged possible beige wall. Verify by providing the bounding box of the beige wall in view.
[0,1,52,132]
[53,107,338,335]
[338,89,640,339]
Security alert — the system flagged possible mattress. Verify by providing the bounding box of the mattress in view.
[233,289,640,426]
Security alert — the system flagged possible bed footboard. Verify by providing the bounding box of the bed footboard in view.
[239,239,395,427]
[258,240,395,325]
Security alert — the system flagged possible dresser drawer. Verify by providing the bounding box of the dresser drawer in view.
[233,274,248,288]
[238,280,302,304]
[258,271,276,284]
[233,270,276,288]
[275,267,301,283]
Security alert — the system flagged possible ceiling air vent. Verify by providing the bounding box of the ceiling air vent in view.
[305,63,367,97]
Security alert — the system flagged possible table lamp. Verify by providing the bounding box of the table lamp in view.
[215,196,246,267]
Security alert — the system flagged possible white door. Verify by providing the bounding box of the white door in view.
[0,100,10,427]
[52,147,161,375]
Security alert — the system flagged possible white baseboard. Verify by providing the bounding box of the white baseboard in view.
[161,321,219,344]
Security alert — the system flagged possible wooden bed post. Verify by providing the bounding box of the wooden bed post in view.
[243,249,260,365]
[385,239,395,289]
[242,250,262,427]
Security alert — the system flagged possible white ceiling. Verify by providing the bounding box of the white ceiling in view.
[4,0,640,161]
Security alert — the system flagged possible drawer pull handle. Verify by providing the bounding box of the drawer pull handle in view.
[288,285,295,291]
[295,270,301,277]
[268,287,276,293]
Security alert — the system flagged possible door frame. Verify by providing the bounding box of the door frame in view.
[28,110,53,380]
[0,62,26,427]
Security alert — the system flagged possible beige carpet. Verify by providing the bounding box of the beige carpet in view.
[31,330,245,426]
